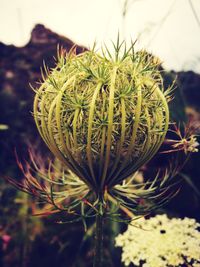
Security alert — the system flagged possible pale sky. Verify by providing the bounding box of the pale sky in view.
[1,0,200,73]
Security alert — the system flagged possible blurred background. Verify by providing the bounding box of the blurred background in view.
[0,0,200,266]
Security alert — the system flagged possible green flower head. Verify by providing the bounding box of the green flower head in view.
[33,41,169,199]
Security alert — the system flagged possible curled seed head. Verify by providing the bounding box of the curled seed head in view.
[33,43,169,195]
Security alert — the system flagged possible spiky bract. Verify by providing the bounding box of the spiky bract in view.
[33,43,169,199]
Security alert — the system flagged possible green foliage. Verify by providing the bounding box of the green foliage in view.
[0,184,43,267]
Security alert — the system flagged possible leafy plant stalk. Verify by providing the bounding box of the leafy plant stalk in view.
[93,210,104,267]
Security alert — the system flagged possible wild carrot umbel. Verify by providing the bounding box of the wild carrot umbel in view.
[8,39,192,267]
[33,41,171,194]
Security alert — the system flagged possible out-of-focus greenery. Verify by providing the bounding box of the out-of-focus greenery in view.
[0,180,121,267]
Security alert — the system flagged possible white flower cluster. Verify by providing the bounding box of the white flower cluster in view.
[115,214,200,267]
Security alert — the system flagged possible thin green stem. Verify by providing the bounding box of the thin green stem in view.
[72,107,80,150]
[87,82,103,183]
[101,66,118,187]
[93,205,104,267]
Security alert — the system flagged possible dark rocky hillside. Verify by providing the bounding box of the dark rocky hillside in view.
[0,24,85,98]
[0,24,86,176]
[177,70,200,109]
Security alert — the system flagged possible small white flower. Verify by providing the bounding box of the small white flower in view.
[115,214,200,267]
